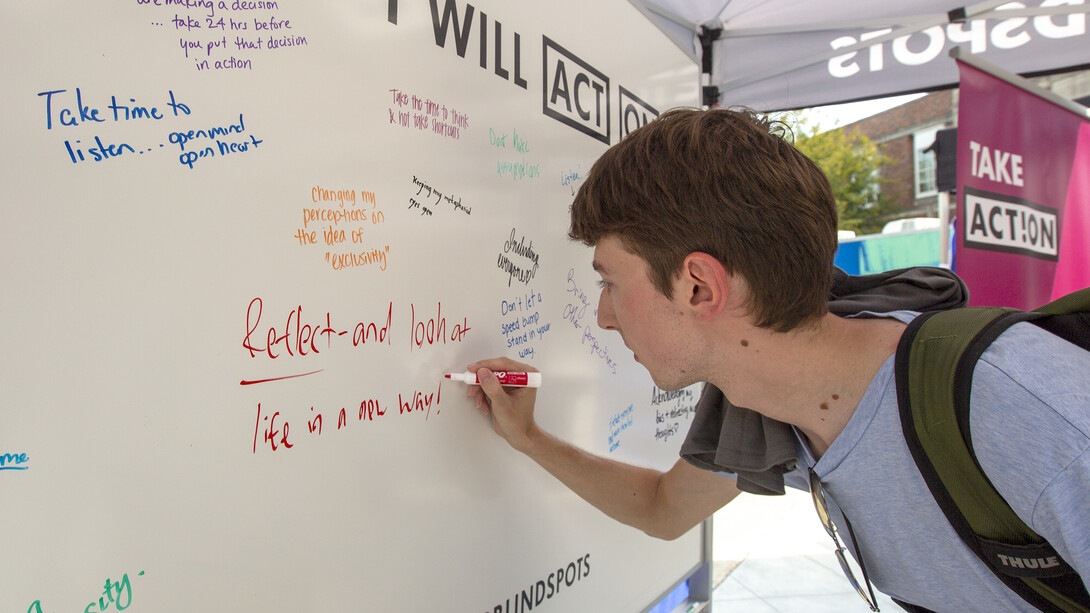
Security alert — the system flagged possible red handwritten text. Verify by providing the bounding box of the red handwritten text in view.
[243,298,393,359]
[410,302,471,351]
[398,383,442,419]
[249,382,444,454]
[253,403,293,453]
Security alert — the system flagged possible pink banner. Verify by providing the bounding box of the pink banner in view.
[955,60,1090,309]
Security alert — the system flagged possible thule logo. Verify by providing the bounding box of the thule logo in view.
[997,554,1060,570]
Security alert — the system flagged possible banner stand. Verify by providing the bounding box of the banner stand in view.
[951,46,1090,308]
[950,47,1090,120]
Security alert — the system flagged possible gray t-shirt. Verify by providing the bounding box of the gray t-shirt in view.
[779,311,1090,611]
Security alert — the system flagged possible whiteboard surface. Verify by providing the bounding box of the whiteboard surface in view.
[1,1,701,611]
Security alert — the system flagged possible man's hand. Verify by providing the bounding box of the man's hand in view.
[464,357,539,452]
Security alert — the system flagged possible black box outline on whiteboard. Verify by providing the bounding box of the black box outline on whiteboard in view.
[542,36,611,145]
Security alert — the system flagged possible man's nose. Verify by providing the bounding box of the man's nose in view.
[597,290,617,330]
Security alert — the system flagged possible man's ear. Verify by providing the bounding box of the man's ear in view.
[679,252,729,319]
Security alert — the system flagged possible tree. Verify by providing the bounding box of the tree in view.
[776,112,895,235]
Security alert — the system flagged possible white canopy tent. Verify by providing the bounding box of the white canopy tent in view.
[629,0,1090,111]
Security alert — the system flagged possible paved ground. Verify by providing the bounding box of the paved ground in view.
[710,488,899,612]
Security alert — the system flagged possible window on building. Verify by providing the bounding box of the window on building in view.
[914,126,940,198]
[865,168,882,206]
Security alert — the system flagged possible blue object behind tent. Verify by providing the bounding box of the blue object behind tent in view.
[834,230,941,275]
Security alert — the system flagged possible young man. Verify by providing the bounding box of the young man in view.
[464,108,1090,611]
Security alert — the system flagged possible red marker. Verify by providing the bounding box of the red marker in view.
[444,371,542,388]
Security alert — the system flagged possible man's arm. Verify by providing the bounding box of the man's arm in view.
[466,358,741,540]
[524,432,741,540]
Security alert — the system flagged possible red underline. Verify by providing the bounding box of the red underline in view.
[240,370,324,386]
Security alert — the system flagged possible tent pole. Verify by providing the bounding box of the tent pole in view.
[939,191,951,268]
[700,27,721,107]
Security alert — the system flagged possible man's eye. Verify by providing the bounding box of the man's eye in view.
[596,280,610,289]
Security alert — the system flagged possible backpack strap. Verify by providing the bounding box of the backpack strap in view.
[1033,288,1090,352]
[896,304,1090,612]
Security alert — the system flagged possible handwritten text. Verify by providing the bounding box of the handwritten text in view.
[389,88,468,140]
[137,0,308,71]
[0,452,30,471]
[251,381,445,454]
[28,570,144,613]
[499,288,550,360]
[296,186,389,272]
[563,269,616,374]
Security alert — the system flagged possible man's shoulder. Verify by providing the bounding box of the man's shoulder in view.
[968,322,1090,532]
[980,320,1090,385]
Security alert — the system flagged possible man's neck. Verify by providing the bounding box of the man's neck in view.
[707,314,906,458]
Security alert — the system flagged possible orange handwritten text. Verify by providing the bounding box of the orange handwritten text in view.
[295,186,388,272]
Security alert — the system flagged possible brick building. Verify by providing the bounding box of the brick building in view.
[842,69,1090,226]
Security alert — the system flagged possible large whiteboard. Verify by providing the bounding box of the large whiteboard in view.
[1,1,702,611]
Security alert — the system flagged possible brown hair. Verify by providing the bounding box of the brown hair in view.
[569,107,837,332]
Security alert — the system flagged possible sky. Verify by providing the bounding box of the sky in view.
[806,92,927,130]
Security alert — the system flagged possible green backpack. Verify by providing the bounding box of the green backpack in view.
[895,287,1090,612]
